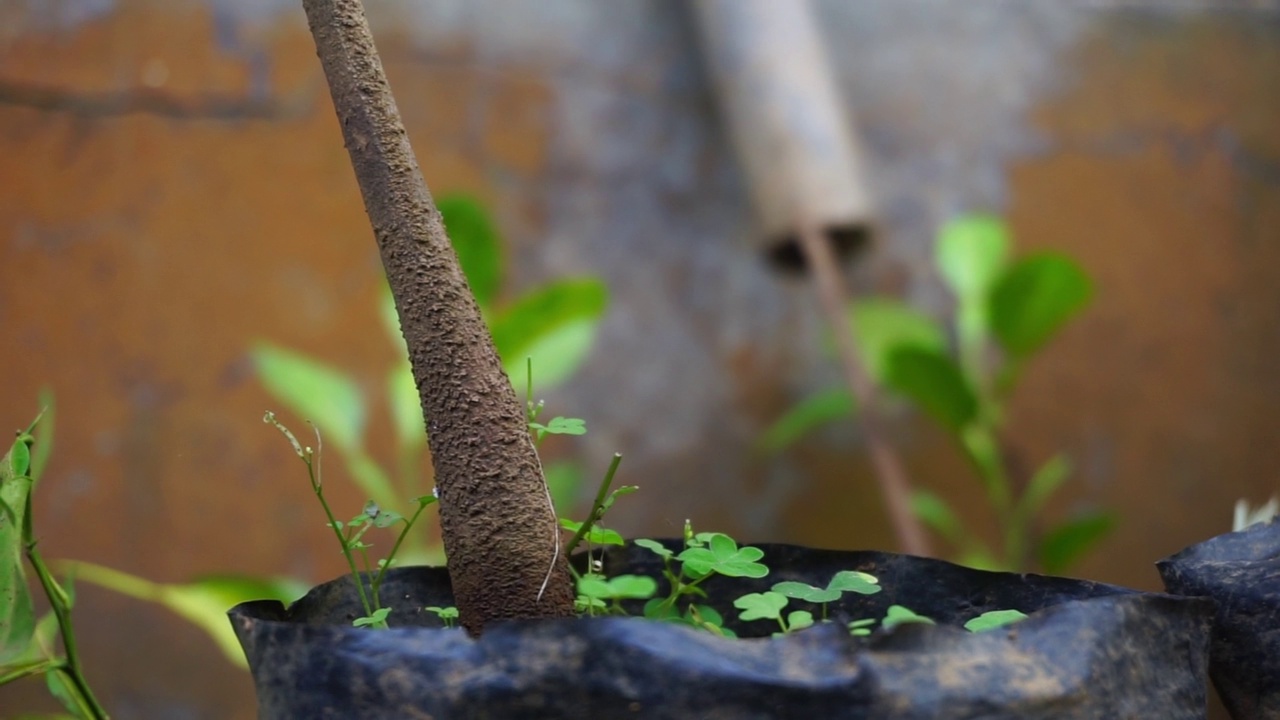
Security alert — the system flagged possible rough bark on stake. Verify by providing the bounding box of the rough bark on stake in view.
[299,0,575,635]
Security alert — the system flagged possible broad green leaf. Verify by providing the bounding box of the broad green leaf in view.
[848,299,947,385]
[252,343,366,453]
[1016,455,1070,522]
[502,319,600,392]
[910,490,965,547]
[883,347,978,432]
[990,253,1092,359]
[882,605,935,629]
[386,362,425,452]
[1039,510,1115,574]
[491,278,607,378]
[964,609,1028,632]
[935,214,1010,303]
[1,430,36,664]
[437,194,503,308]
[733,591,788,622]
[756,389,855,455]
[66,561,306,669]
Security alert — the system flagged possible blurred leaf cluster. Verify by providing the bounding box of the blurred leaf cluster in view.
[763,215,1112,572]
[252,195,607,563]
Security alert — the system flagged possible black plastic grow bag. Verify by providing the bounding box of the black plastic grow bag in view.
[231,541,1213,719]
[1158,517,1280,720]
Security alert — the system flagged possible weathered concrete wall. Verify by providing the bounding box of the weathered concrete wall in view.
[1,0,1276,716]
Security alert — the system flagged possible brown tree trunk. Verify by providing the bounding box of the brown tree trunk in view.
[299,0,575,635]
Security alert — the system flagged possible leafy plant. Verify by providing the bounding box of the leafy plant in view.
[252,194,607,564]
[762,214,1112,572]
[2,398,308,720]
[264,412,436,628]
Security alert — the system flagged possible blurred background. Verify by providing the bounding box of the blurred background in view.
[1,0,1278,717]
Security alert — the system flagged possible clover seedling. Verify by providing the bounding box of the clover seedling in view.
[734,592,813,635]
[677,534,768,579]
[636,526,770,625]
[773,569,880,620]
[424,605,459,629]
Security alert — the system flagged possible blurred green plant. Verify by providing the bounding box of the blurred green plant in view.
[251,195,607,563]
[761,215,1113,572]
[1,397,304,720]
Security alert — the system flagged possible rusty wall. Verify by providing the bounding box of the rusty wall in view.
[1,1,1277,716]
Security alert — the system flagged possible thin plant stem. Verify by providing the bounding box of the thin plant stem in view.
[25,541,110,720]
[306,433,377,620]
[794,222,930,557]
[564,453,624,557]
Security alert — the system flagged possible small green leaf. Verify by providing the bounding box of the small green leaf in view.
[733,591,788,622]
[578,574,657,600]
[1039,510,1115,574]
[882,605,936,629]
[532,417,586,436]
[756,389,855,455]
[910,490,966,547]
[438,195,503,308]
[372,510,404,529]
[643,598,679,620]
[883,346,978,431]
[964,609,1028,632]
[424,605,458,622]
[677,534,768,578]
[826,570,881,596]
[772,581,840,604]
[634,538,672,559]
[252,343,366,452]
[598,485,638,515]
[936,214,1010,303]
[848,299,948,385]
[786,610,814,631]
[848,617,876,636]
[558,519,624,546]
[686,604,734,636]
[46,667,80,717]
[353,607,392,627]
[990,253,1092,359]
